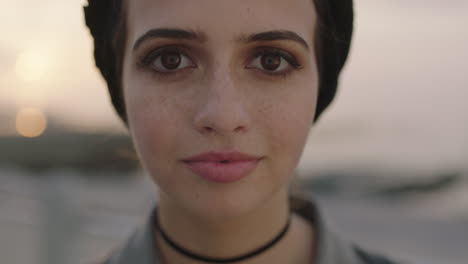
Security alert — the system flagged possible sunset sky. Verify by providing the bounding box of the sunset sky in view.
[1,0,467,169]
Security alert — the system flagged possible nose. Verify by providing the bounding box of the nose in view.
[193,69,250,136]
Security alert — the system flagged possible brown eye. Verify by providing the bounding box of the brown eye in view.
[161,53,182,70]
[246,49,300,74]
[143,47,196,73]
[261,54,282,71]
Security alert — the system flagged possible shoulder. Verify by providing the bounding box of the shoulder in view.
[352,245,406,264]
[291,194,409,264]
[88,247,119,264]
[88,207,161,264]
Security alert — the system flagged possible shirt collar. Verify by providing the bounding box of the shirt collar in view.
[291,195,362,264]
[106,195,361,264]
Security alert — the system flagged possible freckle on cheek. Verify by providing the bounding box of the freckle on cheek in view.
[158,95,168,105]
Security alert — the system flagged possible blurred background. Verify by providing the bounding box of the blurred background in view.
[1,0,467,263]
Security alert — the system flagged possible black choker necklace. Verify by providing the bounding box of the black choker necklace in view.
[154,214,291,263]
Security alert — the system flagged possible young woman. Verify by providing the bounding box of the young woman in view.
[84,0,401,263]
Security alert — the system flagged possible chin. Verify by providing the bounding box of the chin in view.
[197,191,268,221]
[156,168,287,222]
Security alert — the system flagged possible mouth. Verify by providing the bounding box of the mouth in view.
[182,151,263,163]
[182,151,264,183]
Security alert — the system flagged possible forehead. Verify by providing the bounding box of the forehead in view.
[126,0,317,46]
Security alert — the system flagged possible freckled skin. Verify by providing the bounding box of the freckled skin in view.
[122,0,319,224]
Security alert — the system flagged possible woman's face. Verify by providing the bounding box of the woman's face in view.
[122,0,319,219]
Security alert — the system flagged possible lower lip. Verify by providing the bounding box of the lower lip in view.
[183,159,261,183]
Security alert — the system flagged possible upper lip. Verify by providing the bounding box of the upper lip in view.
[182,151,263,162]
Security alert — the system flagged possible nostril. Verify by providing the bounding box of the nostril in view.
[234,126,246,133]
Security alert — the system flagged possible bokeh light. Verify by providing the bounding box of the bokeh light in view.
[15,107,48,138]
[15,51,48,82]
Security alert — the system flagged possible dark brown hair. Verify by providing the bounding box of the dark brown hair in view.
[84,0,353,124]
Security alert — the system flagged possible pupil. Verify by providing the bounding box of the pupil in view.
[161,53,181,69]
[261,54,281,71]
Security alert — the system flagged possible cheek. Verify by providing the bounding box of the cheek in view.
[265,86,317,168]
[125,88,181,176]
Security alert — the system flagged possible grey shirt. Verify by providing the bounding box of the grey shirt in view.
[100,195,399,264]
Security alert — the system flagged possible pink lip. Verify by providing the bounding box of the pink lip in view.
[182,151,263,183]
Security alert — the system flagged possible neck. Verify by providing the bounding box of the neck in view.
[155,189,314,264]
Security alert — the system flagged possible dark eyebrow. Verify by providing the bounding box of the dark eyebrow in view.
[133,28,309,52]
[133,28,205,51]
[239,30,310,51]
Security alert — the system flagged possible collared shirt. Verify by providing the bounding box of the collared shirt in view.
[99,195,399,264]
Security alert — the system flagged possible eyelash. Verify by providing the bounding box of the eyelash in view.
[138,45,302,80]
[138,46,194,79]
[246,47,302,78]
